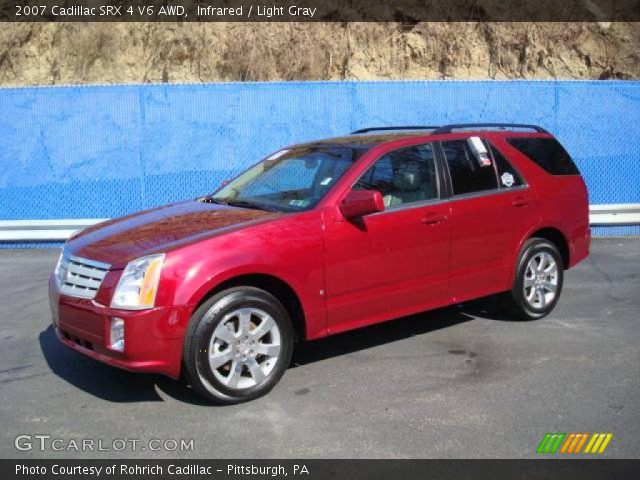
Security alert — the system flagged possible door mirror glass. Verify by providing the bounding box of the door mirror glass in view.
[340,190,385,219]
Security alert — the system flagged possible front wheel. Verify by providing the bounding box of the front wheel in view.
[183,287,293,404]
[501,238,564,320]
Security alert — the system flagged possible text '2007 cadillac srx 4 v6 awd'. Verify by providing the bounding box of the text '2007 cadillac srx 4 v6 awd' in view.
[50,123,590,404]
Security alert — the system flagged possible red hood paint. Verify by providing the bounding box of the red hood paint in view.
[67,200,281,268]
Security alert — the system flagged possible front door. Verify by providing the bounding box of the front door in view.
[323,143,451,334]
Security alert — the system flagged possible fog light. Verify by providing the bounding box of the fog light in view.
[109,317,125,352]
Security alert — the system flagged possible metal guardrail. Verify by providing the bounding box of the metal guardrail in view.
[588,204,640,227]
[0,205,638,242]
[0,219,109,241]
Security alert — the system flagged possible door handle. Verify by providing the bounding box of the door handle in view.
[421,213,448,225]
[513,196,529,207]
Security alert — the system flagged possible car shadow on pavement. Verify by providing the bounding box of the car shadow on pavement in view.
[38,326,211,406]
[39,296,514,405]
[290,299,507,367]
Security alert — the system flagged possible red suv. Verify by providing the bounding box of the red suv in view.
[49,123,590,404]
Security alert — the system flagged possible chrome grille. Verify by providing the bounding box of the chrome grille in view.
[56,252,110,300]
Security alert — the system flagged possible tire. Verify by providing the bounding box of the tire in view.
[501,238,564,320]
[183,286,293,404]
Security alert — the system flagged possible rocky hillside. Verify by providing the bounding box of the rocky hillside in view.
[0,22,638,85]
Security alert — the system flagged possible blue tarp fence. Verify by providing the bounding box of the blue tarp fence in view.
[1,80,639,236]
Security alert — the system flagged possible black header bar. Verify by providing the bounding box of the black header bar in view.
[3,0,640,22]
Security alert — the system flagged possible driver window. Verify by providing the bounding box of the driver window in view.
[353,144,438,207]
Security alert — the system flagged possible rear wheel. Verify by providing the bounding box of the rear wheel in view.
[183,287,293,404]
[502,238,564,320]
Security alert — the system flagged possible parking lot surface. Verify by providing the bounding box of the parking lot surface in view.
[0,237,638,458]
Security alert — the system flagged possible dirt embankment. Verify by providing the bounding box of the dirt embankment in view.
[0,22,638,85]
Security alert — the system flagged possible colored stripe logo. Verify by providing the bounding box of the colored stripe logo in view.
[537,433,613,454]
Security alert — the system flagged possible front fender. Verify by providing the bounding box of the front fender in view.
[155,212,327,340]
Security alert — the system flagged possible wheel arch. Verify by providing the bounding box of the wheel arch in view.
[527,227,570,269]
[508,225,570,290]
[190,273,307,343]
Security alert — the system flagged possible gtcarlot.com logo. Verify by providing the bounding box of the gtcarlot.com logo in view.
[537,432,613,454]
[15,434,194,452]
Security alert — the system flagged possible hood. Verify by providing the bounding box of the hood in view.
[66,200,281,268]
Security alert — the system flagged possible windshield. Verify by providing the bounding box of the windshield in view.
[210,145,363,212]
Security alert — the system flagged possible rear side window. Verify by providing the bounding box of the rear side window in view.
[442,139,498,195]
[506,137,580,175]
[487,142,524,188]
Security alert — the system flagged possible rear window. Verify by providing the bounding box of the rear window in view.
[442,139,498,195]
[506,137,580,175]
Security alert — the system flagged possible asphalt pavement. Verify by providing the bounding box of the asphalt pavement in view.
[0,237,638,459]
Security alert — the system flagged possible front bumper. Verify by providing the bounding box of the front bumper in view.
[49,274,188,379]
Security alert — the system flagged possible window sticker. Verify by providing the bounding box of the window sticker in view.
[320,177,333,186]
[501,172,515,187]
[289,199,310,207]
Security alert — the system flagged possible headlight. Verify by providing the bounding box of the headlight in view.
[53,250,68,286]
[111,254,165,310]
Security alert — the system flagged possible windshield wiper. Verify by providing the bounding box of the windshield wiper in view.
[226,200,280,212]
[205,197,279,213]
[201,197,227,205]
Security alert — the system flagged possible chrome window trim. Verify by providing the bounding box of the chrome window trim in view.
[368,197,449,217]
[449,184,529,202]
[370,185,530,216]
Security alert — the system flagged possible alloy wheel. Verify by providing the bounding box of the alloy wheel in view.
[523,251,559,309]
[207,307,282,390]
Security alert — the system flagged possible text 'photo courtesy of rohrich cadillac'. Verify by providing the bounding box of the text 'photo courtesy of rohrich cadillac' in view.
[15,461,311,477]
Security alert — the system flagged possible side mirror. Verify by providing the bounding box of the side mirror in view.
[340,190,385,219]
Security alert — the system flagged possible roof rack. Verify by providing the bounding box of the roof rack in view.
[351,126,438,134]
[432,123,548,134]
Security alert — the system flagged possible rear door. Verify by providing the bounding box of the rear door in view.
[440,137,539,303]
[323,142,451,334]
